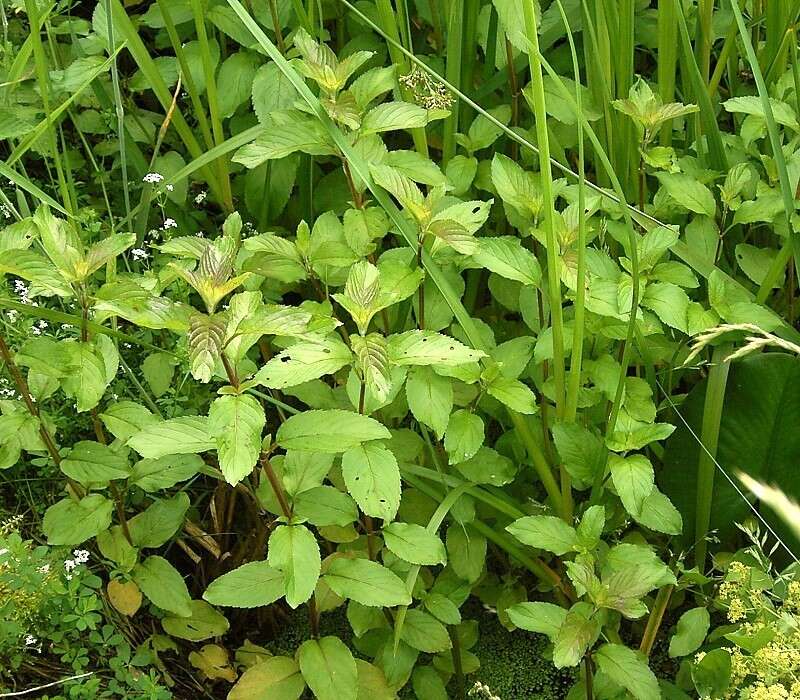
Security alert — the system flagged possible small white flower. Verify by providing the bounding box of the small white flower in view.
[131,248,149,261]
[37,320,47,329]
[73,549,90,564]
[0,204,11,219]
[37,564,50,574]
[64,559,76,572]
[165,184,174,192]
[195,232,204,238]
[194,191,207,204]
[123,342,132,349]
[142,172,164,184]
[0,548,9,556]
[65,574,72,581]
[31,326,41,336]
[24,634,37,646]
[112,393,119,400]
[161,218,177,230]
[7,310,17,321]
[61,323,72,330]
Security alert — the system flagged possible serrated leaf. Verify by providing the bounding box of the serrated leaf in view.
[268,524,320,608]
[187,313,226,383]
[276,409,391,452]
[342,442,401,521]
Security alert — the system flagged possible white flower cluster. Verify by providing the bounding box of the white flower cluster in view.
[1,204,11,219]
[63,549,89,580]
[30,319,48,336]
[131,248,149,261]
[142,172,164,184]
[162,218,177,230]
[194,190,207,204]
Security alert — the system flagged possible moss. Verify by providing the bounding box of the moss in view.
[468,612,577,699]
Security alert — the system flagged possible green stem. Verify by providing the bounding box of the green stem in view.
[694,345,730,571]
[522,0,565,418]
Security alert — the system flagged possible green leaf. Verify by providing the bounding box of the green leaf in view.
[129,454,203,492]
[723,95,798,129]
[471,236,541,286]
[60,440,130,485]
[400,609,452,653]
[669,607,710,658]
[99,401,158,442]
[128,416,216,459]
[691,648,731,698]
[233,111,336,167]
[162,599,229,641]
[609,453,654,517]
[132,555,192,617]
[383,522,447,565]
[141,352,177,398]
[552,608,599,668]
[641,282,689,332]
[128,493,190,548]
[490,153,541,219]
[203,561,285,608]
[297,636,358,700]
[388,330,485,366]
[594,643,660,700]
[61,341,112,412]
[268,525,320,608]
[276,409,391,452]
[506,515,578,555]
[551,423,607,489]
[455,446,516,486]
[654,172,716,216]
[405,366,453,440]
[208,394,266,485]
[187,313,226,382]
[506,602,567,638]
[293,486,358,527]
[446,525,486,582]
[360,101,428,134]
[443,410,484,465]
[485,375,537,414]
[322,557,411,607]
[228,656,305,700]
[341,442,401,521]
[42,494,114,545]
[254,337,352,389]
[282,450,335,497]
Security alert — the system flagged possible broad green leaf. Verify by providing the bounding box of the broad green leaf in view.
[405,366,453,439]
[276,409,391,452]
[654,172,716,217]
[228,656,305,700]
[132,555,192,617]
[208,394,265,485]
[233,111,336,167]
[446,525,486,582]
[187,313,226,382]
[594,643,660,700]
[609,453,654,517]
[130,454,204,492]
[282,450,335,497]
[254,337,352,389]
[268,524,320,608]
[506,601,567,638]
[203,561,285,608]
[341,442,401,521]
[400,609,451,653]
[141,352,177,398]
[128,416,215,459]
[99,401,158,442]
[383,522,446,565]
[293,486,358,527]
[551,423,607,489]
[61,341,112,412]
[506,515,578,555]
[388,330,485,366]
[552,608,599,668]
[360,101,428,134]
[443,410,484,465]
[128,493,190,548]
[42,494,113,545]
[297,636,358,700]
[471,236,541,286]
[669,607,710,658]
[162,600,229,641]
[490,154,541,219]
[455,446,516,486]
[485,375,537,414]
[322,557,411,607]
[60,440,129,485]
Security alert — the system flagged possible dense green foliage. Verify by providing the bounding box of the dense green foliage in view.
[3,0,800,697]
